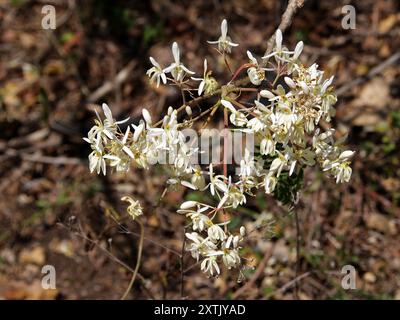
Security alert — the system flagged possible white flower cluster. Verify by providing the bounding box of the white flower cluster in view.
[178,201,246,277]
[84,19,354,279]
[83,103,202,191]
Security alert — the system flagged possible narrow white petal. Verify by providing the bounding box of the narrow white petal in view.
[293,41,304,59]
[198,80,205,96]
[142,108,152,125]
[102,103,113,122]
[221,100,236,113]
[172,42,180,63]
[275,29,282,50]
[181,181,197,190]
[122,146,134,159]
[122,126,130,144]
[221,19,228,38]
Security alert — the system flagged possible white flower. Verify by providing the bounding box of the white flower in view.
[239,148,255,177]
[269,151,288,177]
[163,42,194,82]
[207,19,238,53]
[186,232,217,261]
[191,59,208,96]
[260,134,275,156]
[246,51,268,85]
[146,57,167,87]
[333,162,352,183]
[262,29,304,62]
[264,174,277,194]
[221,99,247,126]
[201,256,220,276]
[208,164,227,196]
[121,196,143,220]
[84,103,129,149]
[208,223,227,241]
[88,147,107,175]
[191,165,206,189]
[222,249,241,269]
[206,235,242,270]
[274,103,297,129]
[218,181,246,209]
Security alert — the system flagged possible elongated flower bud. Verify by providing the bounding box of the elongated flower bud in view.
[260,90,275,99]
[185,106,192,116]
[142,108,152,125]
[284,76,296,89]
[180,201,198,210]
[293,41,304,60]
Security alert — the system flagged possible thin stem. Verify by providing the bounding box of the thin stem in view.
[294,209,301,300]
[227,98,258,117]
[223,108,228,177]
[110,215,182,256]
[230,63,254,83]
[183,105,215,126]
[180,226,186,298]
[200,101,220,130]
[223,107,229,233]
[223,53,233,75]
[121,220,145,300]
[180,84,187,105]
[153,91,221,127]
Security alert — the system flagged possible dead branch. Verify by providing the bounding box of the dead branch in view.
[87,60,137,103]
[264,0,306,56]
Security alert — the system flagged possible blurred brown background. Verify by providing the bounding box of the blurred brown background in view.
[0,0,399,299]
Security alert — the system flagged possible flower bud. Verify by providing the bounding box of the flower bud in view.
[299,81,309,94]
[180,201,198,210]
[284,76,296,89]
[293,41,304,60]
[185,106,192,116]
[247,67,264,86]
[339,150,355,160]
[142,108,152,125]
[260,90,275,99]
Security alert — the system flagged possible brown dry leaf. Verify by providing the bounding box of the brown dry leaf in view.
[147,215,160,227]
[381,178,400,192]
[19,246,45,265]
[365,213,391,234]
[0,278,58,300]
[379,43,391,58]
[363,272,377,283]
[19,32,36,49]
[2,81,22,108]
[378,14,398,33]
[43,60,66,76]
[353,78,390,109]
[348,77,391,127]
